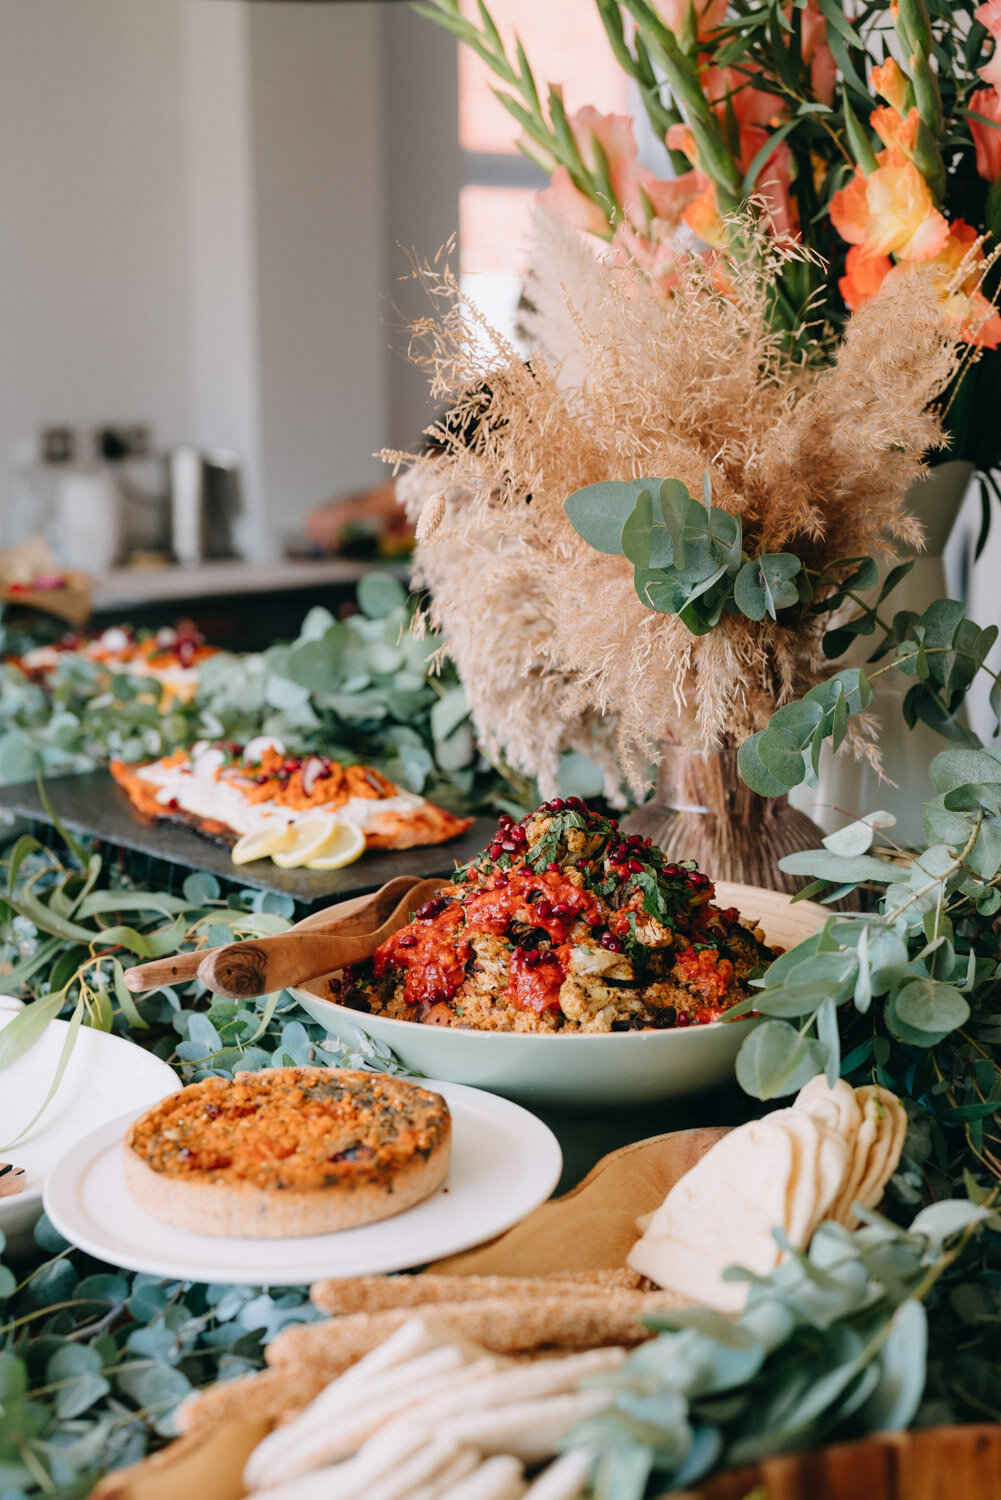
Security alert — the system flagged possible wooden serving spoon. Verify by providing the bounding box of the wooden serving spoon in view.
[196,876,445,1000]
[122,874,425,993]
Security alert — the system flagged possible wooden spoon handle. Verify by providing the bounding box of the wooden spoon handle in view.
[123,951,211,992]
[121,881,422,993]
[198,930,393,1000]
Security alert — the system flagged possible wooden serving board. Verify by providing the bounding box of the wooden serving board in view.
[0,771,494,908]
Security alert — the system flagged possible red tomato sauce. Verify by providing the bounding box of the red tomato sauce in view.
[460,868,601,944]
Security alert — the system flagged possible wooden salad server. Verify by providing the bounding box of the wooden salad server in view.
[122,875,425,994]
[195,876,445,1001]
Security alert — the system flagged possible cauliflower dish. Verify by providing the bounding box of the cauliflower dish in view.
[327,800,778,1034]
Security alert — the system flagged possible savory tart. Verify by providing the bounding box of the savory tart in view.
[329,800,778,1034]
[122,1068,451,1238]
[110,737,473,851]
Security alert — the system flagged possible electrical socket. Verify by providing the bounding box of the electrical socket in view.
[41,426,76,464]
[39,423,153,465]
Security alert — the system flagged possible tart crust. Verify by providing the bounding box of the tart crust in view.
[123,1068,451,1239]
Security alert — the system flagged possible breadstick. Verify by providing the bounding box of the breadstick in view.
[311,1271,647,1316]
[177,1365,323,1434]
[435,1455,526,1500]
[353,1437,466,1500]
[400,1347,625,1428]
[267,1293,676,1374]
[248,1352,500,1487]
[522,1449,595,1500]
[245,1343,466,1486]
[410,1450,482,1500]
[436,1390,613,1464]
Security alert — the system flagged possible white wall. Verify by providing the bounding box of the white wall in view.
[0,0,460,561]
[0,0,193,540]
[247,2,388,549]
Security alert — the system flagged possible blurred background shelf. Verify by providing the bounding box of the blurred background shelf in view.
[90,558,410,651]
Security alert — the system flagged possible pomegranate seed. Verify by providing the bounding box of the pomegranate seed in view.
[396,933,417,949]
[535,901,554,920]
[551,901,572,916]
[676,1012,692,1027]
[546,861,561,874]
[600,933,622,953]
[627,834,644,847]
[416,898,446,920]
[627,860,644,874]
[664,864,682,878]
[565,797,585,810]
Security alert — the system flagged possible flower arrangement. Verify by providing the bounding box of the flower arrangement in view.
[422,0,1001,475]
[399,0,1001,881]
[398,218,959,790]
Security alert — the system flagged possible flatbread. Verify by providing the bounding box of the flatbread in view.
[793,1076,863,1139]
[627,1118,798,1311]
[850,1085,908,1221]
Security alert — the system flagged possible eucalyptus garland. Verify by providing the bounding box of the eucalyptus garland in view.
[0,834,417,1499]
[0,573,550,815]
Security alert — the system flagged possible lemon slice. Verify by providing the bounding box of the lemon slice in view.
[271,813,363,870]
[306,821,366,870]
[231,821,296,866]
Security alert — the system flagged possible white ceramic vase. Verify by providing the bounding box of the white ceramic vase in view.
[790,459,975,848]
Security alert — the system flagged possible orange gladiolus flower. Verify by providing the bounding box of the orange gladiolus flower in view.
[870,58,910,114]
[976,0,1001,90]
[653,0,728,41]
[926,221,1001,347]
[838,244,892,310]
[540,107,696,240]
[829,154,949,261]
[839,224,1001,348]
[969,87,1001,180]
[870,106,921,160]
[801,0,836,106]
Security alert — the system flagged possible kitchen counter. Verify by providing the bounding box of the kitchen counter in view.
[90,556,411,650]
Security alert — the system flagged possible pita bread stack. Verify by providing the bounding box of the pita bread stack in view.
[627,1078,908,1312]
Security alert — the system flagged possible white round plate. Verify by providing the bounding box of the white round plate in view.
[42,1079,562,1285]
[0,1006,181,1255]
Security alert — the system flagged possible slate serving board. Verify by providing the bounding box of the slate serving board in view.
[0,772,495,908]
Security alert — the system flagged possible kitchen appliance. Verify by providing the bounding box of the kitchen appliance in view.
[168,446,243,565]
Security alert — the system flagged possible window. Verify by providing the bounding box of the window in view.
[457,0,631,342]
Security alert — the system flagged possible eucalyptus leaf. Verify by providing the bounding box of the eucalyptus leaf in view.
[893,977,969,1035]
[735,1020,829,1099]
[621,488,674,569]
[563,478,663,554]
